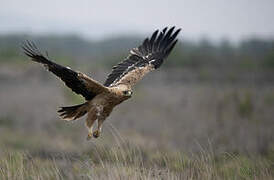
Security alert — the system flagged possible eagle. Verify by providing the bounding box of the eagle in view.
[22,27,181,140]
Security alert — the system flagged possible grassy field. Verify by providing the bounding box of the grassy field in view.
[0,126,273,180]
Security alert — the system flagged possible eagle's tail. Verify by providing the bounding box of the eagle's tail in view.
[58,102,89,121]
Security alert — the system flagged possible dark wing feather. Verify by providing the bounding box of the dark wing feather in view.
[22,41,104,100]
[104,26,181,87]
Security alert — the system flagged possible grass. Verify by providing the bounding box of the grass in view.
[1,147,273,179]
[0,128,273,180]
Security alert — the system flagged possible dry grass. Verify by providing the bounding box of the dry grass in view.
[1,146,273,180]
[0,129,273,180]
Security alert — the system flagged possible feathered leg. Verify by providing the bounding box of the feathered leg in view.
[86,110,97,140]
[93,118,104,138]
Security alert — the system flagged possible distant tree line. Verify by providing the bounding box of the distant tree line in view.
[0,34,273,69]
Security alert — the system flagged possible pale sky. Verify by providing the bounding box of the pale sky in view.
[1,0,274,41]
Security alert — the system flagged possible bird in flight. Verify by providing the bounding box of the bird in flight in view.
[22,27,181,140]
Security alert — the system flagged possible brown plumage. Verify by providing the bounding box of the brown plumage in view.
[22,26,181,140]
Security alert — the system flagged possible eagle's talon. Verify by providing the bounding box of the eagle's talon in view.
[86,133,92,141]
[93,130,100,138]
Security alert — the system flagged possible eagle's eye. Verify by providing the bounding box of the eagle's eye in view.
[123,90,132,96]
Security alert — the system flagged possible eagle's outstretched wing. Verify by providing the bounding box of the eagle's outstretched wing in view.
[104,26,181,87]
[22,41,107,100]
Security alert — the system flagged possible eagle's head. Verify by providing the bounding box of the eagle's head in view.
[111,84,133,100]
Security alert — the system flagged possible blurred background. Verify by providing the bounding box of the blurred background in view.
[0,0,274,178]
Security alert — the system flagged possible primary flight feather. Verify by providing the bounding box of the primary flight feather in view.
[22,27,181,140]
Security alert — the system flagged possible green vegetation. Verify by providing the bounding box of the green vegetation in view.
[236,91,254,118]
[0,34,274,70]
[263,51,274,68]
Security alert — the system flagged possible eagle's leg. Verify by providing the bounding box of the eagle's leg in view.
[93,118,104,138]
[86,111,97,141]
[92,105,104,138]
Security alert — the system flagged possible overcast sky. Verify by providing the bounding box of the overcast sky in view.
[1,0,274,41]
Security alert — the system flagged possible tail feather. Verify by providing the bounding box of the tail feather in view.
[58,102,88,121]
